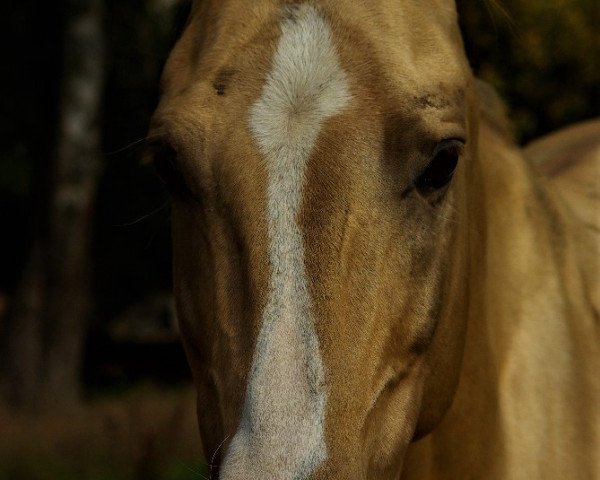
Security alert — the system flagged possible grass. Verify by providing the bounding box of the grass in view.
[0,385,209,480]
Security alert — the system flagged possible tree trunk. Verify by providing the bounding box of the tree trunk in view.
[0,0,105,411]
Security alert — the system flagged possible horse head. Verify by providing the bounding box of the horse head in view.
[148,1,527,478]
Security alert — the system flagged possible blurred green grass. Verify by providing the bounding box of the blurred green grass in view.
[0,458,208,480]
[0,386,209,480]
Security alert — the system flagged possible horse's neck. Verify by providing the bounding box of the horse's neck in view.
[403,120,600,479]
[470,120,598,469]
[473,121,596,356]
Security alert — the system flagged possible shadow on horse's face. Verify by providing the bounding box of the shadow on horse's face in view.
[149,1,477,478]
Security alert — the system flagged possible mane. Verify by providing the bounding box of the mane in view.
[475,79,514,142]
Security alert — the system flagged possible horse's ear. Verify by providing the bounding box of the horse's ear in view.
[475,79,514,141]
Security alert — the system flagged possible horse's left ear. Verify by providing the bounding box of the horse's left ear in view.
[475,79,513,140]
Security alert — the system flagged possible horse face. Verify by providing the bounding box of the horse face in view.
[149,1,476,478]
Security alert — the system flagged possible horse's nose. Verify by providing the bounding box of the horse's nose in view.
[219,427,326,480]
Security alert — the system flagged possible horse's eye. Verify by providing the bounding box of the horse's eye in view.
[147,141,189,197]
[415,139,463,193]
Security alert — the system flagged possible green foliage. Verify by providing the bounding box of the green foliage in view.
[161,461,210,480]
[0,386,205,480]
[458,0,600,142]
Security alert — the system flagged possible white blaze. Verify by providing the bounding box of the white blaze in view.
[220,4,351,479]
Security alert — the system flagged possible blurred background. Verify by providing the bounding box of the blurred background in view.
[0,0,597,479]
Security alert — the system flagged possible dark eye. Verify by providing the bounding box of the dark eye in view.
[147,141,189,197]
[415,139,463,193]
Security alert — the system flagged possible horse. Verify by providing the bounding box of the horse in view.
[147,1,600,478]
[525,118,600,237]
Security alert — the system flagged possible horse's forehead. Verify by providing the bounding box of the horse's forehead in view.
[163,0,467,106]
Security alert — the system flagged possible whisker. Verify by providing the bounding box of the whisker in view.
[483,0,521,40]
[114,202,170,227]
[184,463,210,480]
[209,435,230,480]
[482,0,499,32]
[104,137,148,156]
[104,133,164,157]
[144,229,160,250]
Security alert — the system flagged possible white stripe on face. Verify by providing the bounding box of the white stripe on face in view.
[220,4,351,479]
